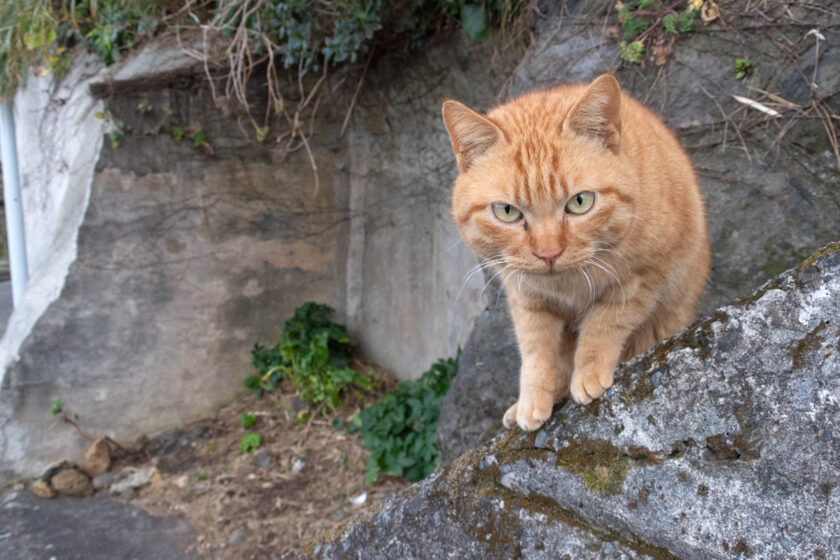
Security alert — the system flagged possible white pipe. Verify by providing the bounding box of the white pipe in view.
[0,100,29,305]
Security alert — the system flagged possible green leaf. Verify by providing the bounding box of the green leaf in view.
[50,397,63,416]
[662,13,678,35]
[677,9,695,33]
[619,40,645,63]
[240,433,262,454]
[735,58,753,80]
[460,4,487,41]
[240,413,256,429]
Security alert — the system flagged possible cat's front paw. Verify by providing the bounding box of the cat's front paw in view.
[503,388,553,431]
[570,367,614,404]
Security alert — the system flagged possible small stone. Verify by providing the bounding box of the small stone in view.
[291,459,305,474]
[110,467,158,494]
[229,529,250,544]
[51,468,93,497]
[81,438,111,478]
[92,471,119,491]
[40,461,72,483]
[534,430,548,448]
[31,480,56,499]
[255,450,272,469]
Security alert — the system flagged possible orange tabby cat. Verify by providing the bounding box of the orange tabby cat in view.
[442,74,710,431]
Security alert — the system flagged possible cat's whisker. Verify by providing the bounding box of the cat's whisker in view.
[439,238,464,255]
[586,257,627,309]
[593,248,630,271]
[587,257,626,309]
[517,272,524,296]
[577,266,594,317]
[479,264,513,301]
[495,268,518,306]
[455,257,507,303]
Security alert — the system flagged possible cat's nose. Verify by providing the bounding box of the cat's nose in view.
[534,247,565,264]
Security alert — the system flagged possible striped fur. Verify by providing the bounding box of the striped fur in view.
[443,74,710,431]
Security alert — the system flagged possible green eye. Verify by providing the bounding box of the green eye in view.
[565,191,595,214]
[492,203,523,223]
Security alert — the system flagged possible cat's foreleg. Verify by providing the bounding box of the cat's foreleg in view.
[570,292,654,404]
[502,298,566,431]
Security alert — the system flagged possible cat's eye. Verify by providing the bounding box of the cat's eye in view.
[565,191,595,215]
[492,203,523,223]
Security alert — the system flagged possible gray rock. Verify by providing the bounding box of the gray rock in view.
[255,450,272,470]
[91,470,119,491]
[437,0,840,462]
[229,528,250,544]
[437,300,519,464]
[297,241,840,559]
[0,490,197,559]
[109,468,157,494]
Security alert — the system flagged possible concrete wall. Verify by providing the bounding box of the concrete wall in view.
[0,34,519,481]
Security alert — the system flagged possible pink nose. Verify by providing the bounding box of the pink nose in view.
[534,247,564,263]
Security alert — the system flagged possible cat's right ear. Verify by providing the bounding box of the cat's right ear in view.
[442,100,503,172]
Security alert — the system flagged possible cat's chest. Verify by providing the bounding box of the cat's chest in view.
[508,271,609,321]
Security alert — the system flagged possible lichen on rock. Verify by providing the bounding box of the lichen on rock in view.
[295,240,840,559]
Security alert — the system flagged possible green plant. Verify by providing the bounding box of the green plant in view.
[245,302,373,412]
[49,397,63,416]
[615,1,698,63]
[192,471,207,481]
[619,40,645,63]
[1,1,164,99]
[240,433,262,453]
[171,127,184,141]
[241,412,257,429]
[355,354,458,484]
[735,58,753,80]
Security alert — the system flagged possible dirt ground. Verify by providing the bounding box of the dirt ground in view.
[117,365,409,558]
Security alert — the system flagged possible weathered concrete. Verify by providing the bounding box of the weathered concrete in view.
[0,32,519,481]
[438,0,840,461]
[303,241,840,559]
[0,490,197,559]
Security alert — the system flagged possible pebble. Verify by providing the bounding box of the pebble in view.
[109,468,157,494]
[291,459,305,474]
[81,438,111,478]
[51,468,93,497]
[31,480,56,499]
[92,471,119,491]
[229,529,250,544]
[255,450,272,469]
[534,430,548,449]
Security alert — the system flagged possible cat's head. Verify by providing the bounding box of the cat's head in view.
[443,74,636,276]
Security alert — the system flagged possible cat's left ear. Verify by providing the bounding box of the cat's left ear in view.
[442,100,504,172]
[564,74,622,153]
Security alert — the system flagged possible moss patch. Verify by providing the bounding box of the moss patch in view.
[790,320,826,370]
[554,439,659,496]
[795,241,840,274]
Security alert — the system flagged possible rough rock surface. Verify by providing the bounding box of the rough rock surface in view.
[304,242,840,559]
[438,0,840,461]
[0,490,197,559]
[437,299,519,465]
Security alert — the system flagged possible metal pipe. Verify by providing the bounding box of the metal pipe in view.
[0,100,29,305]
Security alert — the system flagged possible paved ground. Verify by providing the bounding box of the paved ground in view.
[0,491,198,560]
[0,280,11,339]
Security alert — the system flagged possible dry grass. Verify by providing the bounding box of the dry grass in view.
[120,365,408,559]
